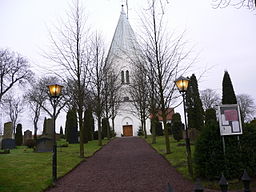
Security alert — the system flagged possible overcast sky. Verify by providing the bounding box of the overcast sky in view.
[0,0,255,133]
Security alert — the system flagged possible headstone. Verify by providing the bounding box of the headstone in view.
[4,122,13,139]
[44,118,54,138]
[0,136,2,149]
[35,118,53,152]
[35,137,53,152]
[1,138,16,149]
[23,130,32,144]
[2,122,15,149]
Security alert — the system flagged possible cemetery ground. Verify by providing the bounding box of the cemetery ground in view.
[144,136,256,191]
[0,139,109,192]
[0,136,255,192]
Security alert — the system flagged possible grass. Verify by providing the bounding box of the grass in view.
[144,135,256,190]
[144,135,193,179]
[0,139,109,192]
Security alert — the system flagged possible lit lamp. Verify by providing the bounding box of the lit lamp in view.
[174,76,193,177]
[47,83,63,183]
[174,76,189,93]
[48,84,63,98]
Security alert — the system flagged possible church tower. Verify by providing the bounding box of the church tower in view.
[106,5,142,136]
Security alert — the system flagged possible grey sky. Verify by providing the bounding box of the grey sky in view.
[0,0,255,132]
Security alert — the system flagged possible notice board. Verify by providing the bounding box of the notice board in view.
[218,104,243,136]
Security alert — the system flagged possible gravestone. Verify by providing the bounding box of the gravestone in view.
[2,138,16,150]
[3,122,13,139]
[44,118,54,138]
[23,130,32,144]
[36,137,53,152]
[1,122,15,149]
[0,136,2,149]
[36,118,53,152]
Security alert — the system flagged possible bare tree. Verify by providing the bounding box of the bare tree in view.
[3,94,24,134]
[25,77,49,141]
[139,0,193,154]
[200,89,220,110]
[26,76,67,119]
[45,0,91,157]
[89,33,108,146]
[212,0,255,9]
[129,60,149,138]
[0,49,32,102]
[107,70,122,135]
[237,93,255,122]
[102,68,121,139]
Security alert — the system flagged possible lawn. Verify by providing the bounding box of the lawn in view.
[0,139,109,192]
[144,135,193,179]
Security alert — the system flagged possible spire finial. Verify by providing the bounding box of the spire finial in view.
[121,4,125,14]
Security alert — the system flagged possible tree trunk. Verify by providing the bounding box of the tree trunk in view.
[152,118,156,144]
[163,117,170,154]
[97,117,102,146]
[143,117,147,139]
[111,117,115,135]
[34,121,38,142]
[106,111,110,140]
[78,107,84,158]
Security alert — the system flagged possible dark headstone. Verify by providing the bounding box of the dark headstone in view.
[44,119,53,138]
[36,137,53,152]
[23,130,32,144]
[1,138,16,150]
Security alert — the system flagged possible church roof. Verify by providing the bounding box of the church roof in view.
[107,6,139,60]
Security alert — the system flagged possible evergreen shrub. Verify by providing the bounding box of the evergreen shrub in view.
[150,122,163,136]
[65,108,78,144]
[171,113,183,142]
[137,126,144,136]
[194,108,245,179]
[240,123,256,176]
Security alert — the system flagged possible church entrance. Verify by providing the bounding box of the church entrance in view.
[123,125,133,136]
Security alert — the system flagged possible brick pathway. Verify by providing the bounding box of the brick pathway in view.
[45,137,222,192]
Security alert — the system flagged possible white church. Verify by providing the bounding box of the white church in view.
[106,6,151,137]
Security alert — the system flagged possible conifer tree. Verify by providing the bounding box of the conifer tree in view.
[83,107,94,143]
[222,71,237,104]
[65,108,78,144]
[186,74,204,131]
[205,108,217,125]
[194,108,225,179]
[59,126,64,139]
[171,113,183,142]
[221,71,242,178]
[15,124,23,146]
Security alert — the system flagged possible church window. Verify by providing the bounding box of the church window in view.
[126,70,130,84]
[121,71,124,84]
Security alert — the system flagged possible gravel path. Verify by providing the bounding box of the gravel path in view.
[45,137,238,192]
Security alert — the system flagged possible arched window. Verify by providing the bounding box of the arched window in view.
[126,70,130,84]
[121,71,124,84]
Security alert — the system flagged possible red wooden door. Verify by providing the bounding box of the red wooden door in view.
[123,125,133,136]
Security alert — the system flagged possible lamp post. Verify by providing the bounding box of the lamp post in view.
[174,76,193,177]
[47,83,63,183]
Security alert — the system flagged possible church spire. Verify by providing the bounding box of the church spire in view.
[106,4,138,60]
